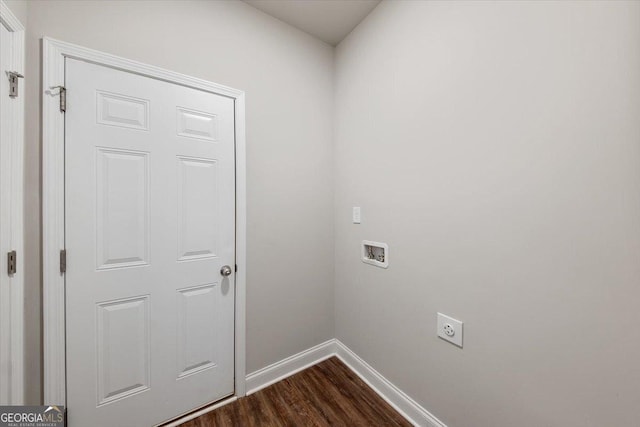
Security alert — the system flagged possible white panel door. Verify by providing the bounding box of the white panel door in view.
[65,58,235,427]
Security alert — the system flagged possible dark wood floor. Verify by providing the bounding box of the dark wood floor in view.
[179,357,411,426]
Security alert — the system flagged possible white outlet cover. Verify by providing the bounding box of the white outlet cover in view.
[437,312,463,348]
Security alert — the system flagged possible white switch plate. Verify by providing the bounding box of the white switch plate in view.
[437,313,463,348]
[352,207,361,224]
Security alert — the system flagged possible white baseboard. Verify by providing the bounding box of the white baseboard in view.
[335,340,446,427]
[245,339,336,395]
[244,338,446,427]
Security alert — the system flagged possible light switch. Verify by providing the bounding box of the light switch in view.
[352,207,361,224]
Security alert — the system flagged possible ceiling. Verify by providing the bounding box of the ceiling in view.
[243,0,381,46]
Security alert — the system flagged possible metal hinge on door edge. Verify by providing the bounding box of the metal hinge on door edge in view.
[51,85,66,112]
[7,71,24,98]
[7,251,16,276]
[59,86,66,112]
[60,249,67,274]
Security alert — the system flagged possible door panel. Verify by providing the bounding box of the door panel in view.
[177,157,219,261]
[96,296,150,406]
[96,148,149,269]
[176,283,218,378]
[96,91,150,130]
[65,58,235,427]
[176,107,218,141]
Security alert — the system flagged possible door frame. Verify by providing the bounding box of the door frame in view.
[0,0,25,406]
[42,37,247,407]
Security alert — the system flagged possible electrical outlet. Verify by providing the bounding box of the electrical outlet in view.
[437,313,463,347]
[443,323,455,337]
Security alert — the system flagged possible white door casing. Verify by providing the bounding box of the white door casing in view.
[65,58,236,426]
[42,38,247,414]
[0,1,24,405]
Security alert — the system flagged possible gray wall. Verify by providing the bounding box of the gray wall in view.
[20,0,335,404]
[334,1,640,426]
[4,0,25,25]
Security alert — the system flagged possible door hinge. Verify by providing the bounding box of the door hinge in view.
[60,249,67,274]
[7,251,17,276]
[51,85,66,112]
[7,71,24,98]
[59,86,66,112]
[235,264,238,272]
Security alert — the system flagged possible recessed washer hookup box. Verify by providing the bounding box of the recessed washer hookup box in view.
[362,240,389,269]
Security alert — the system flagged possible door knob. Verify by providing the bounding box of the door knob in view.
[220,265,232,277]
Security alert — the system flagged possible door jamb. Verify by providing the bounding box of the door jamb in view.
[42,37,247,406]
[0,0,25,406]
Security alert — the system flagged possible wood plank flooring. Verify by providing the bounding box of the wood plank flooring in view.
[179,357,411,426]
